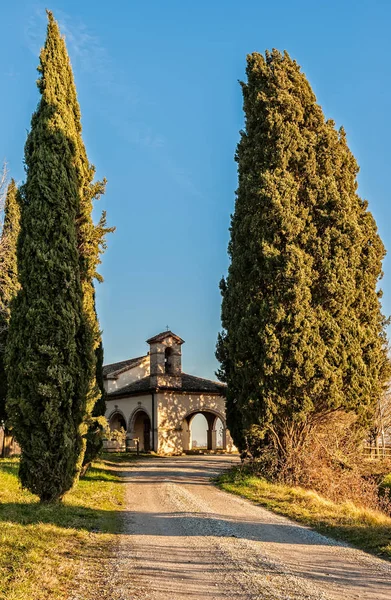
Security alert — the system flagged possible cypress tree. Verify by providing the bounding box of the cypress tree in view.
[0,180,20,427]
[39,12,114,470]
[82,338,107,470]
[6,12,96,501]
[217,50,389,460]
[49,11,114,469]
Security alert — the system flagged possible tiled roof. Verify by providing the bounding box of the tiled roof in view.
[103,356,147,378]
[107,373,226,398]
[108,377,151,396]
[181,373,226,394]
[146,331,185,345]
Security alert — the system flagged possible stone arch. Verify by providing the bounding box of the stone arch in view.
[181,408,227,452]
[128,407,152,452]
[214,416,225,448]
[108,409,127,432]
[184,407,226,429]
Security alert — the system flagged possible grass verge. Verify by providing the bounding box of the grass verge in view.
[0,452,135,600]
[217,467,391,560]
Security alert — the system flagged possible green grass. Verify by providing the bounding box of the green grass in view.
[0,453,131,600]
[217,467,391,560]
[101,451,156,463]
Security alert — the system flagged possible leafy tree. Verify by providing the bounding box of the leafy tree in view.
[217,50,389,463]
[0,180,20,428]
[6,12,97,501]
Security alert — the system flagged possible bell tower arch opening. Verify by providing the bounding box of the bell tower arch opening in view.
[164,347,173,374]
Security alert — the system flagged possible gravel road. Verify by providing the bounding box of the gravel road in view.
[106,455,391,600]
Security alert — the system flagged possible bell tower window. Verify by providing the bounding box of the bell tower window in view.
[164,347,173,374]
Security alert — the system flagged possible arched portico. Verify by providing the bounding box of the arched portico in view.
[181,409,227,452]
[108,410,127,432]
[128,407,152,451]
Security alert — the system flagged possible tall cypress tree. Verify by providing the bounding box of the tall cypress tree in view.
[0,180,20,427]
[6,12,96,501]
[40,11,115,467]
[217,50,389,458]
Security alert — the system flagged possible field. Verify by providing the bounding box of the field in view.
[0,454,131,600]
[217,467,391,560]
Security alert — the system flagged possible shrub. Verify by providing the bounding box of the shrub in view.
[248,412,391,513]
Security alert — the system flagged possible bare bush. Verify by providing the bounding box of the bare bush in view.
[251,412,391,513]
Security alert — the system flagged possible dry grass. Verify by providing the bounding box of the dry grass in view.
[217,467,391,560]
[0,454,133,600]
[383,473,391,491]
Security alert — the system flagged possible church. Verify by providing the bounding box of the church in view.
[103,330,235,454]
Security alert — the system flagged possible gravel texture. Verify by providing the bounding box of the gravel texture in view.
[96,455,391,600]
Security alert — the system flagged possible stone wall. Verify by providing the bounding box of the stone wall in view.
[105,358,150,393]
[105,390,236,455]
[156,391,235,455]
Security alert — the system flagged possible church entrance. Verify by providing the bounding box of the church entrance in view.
[133,410,151,452]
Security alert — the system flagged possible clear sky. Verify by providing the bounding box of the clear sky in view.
[1,0,391,381]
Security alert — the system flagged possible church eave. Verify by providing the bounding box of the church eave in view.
[106,373,226,399]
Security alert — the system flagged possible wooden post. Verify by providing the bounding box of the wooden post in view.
[0,423,5,459]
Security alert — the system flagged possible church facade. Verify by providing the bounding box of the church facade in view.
[103,331,235,454]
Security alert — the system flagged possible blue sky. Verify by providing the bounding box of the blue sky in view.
[1,0,391,382]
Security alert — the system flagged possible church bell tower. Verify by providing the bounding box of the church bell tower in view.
[146,331,184,389]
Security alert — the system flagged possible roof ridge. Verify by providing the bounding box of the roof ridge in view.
[103,355,148,377]
[146,331,185,345]
[105,355,146,367]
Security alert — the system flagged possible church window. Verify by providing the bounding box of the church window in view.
[164,347,173,374]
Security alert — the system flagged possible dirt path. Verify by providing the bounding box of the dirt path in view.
[106,455,391,600]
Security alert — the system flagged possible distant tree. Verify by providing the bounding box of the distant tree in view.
[6,12,97,501]
[217,50,389,466]
[0,178,20,429]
